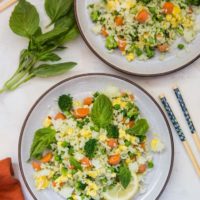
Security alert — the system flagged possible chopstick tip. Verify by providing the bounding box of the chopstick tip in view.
[172,84,178,90]
[159,94,165,99]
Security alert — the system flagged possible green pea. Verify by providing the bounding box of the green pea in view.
[114,104,120,110]
[177,44,185,50]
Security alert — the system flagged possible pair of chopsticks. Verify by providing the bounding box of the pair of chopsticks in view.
[0,0,17,13]
[159,86,200,177]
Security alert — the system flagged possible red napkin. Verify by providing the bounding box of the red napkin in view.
[0,158,24,200]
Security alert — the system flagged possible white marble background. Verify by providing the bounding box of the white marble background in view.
[0,1,200,200]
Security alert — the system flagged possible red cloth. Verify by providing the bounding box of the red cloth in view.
[0,158,24,200]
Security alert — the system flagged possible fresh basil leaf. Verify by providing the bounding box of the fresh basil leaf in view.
[55,8,75,28]
[126,119,149,141]
[57,25,79,45]
[45,0,73,24]
[9,0,39,38]
[118,164,132,189]
[38,52,61,61]
[58,94,73,112]
[30,127,56,159]
[91,94,113,128]
[84,139,97,159]
[69,157,82,171]
[106,124,119,138]
[35,26,69,45]
[31,62,76,78]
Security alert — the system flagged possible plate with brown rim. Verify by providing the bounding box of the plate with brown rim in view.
[19,73,174,200]
[75,0,200,76]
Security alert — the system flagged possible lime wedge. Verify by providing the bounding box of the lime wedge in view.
[103,173,139,200]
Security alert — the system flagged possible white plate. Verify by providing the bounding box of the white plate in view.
[75,0,200,76]
[19,74,174,200]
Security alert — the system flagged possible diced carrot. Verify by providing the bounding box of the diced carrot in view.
[140,142,146,150]
[101,26,109,37]
[80,157,92,167]
[163,2,174,14]
[41,152,53,163]
[138,164,147,173]
[136,9,149,23]
[128,120,135,128]
[68,165,75,170]
[83,97,93,106]
[115,16,124,26]
[74,108,89,118]
[32,161,41,171]
[122,117,126,124]
[118,38,127,51]
[108,154,121,165]
[107,139,118,148]
[157,43,169,52]
[188,6,193,14]
[60,182,64,187]
[129,94,134,100]
[52,181,57,187]
[54,112,66,120]
[121,92,127,97]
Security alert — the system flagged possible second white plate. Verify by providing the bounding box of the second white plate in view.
[75,0,200,76]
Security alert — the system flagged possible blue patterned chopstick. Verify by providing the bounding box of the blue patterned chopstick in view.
[173,86,200,151]
[173,87,196,134]
[159,95,186,142]
[160,95,200,176]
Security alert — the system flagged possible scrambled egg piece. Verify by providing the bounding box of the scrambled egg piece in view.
[173,5,181,16]
[151,138,165,152]
[106,0,118,11]
[99,134,107,142]
[119,129,136,143]
[86,180,99,197]
[35,176,49,190]
[126,53,135,62]
[66,127,74,135]
[43,117,52,128]
[80,130,92,138]
[125,0,136,9]
[125,158,132,164]
[112,98,127,108]
[87,170,100,178]
[119,144,128,151]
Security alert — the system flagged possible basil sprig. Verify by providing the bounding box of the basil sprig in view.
[0,0,78,94]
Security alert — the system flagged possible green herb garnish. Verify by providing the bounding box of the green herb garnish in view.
[29,127,56,160]
[126,119,149,141]
[45,0,73,26]
[148,161,154,169]
[91,94,113,128]
[0,0,78,94]
[58,94,73,112]
[106,124,119,138]
[118,164,132,189]
[84,139,97,159]
[69,157,82,171]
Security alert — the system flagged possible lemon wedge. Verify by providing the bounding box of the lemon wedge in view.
[103,173,138,200]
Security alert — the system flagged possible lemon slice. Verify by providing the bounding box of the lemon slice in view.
[103,173,139,200]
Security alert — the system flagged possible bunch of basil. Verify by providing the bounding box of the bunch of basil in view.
[0,0,78,93]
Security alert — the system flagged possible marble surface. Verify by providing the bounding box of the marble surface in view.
[0,1,200,200]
